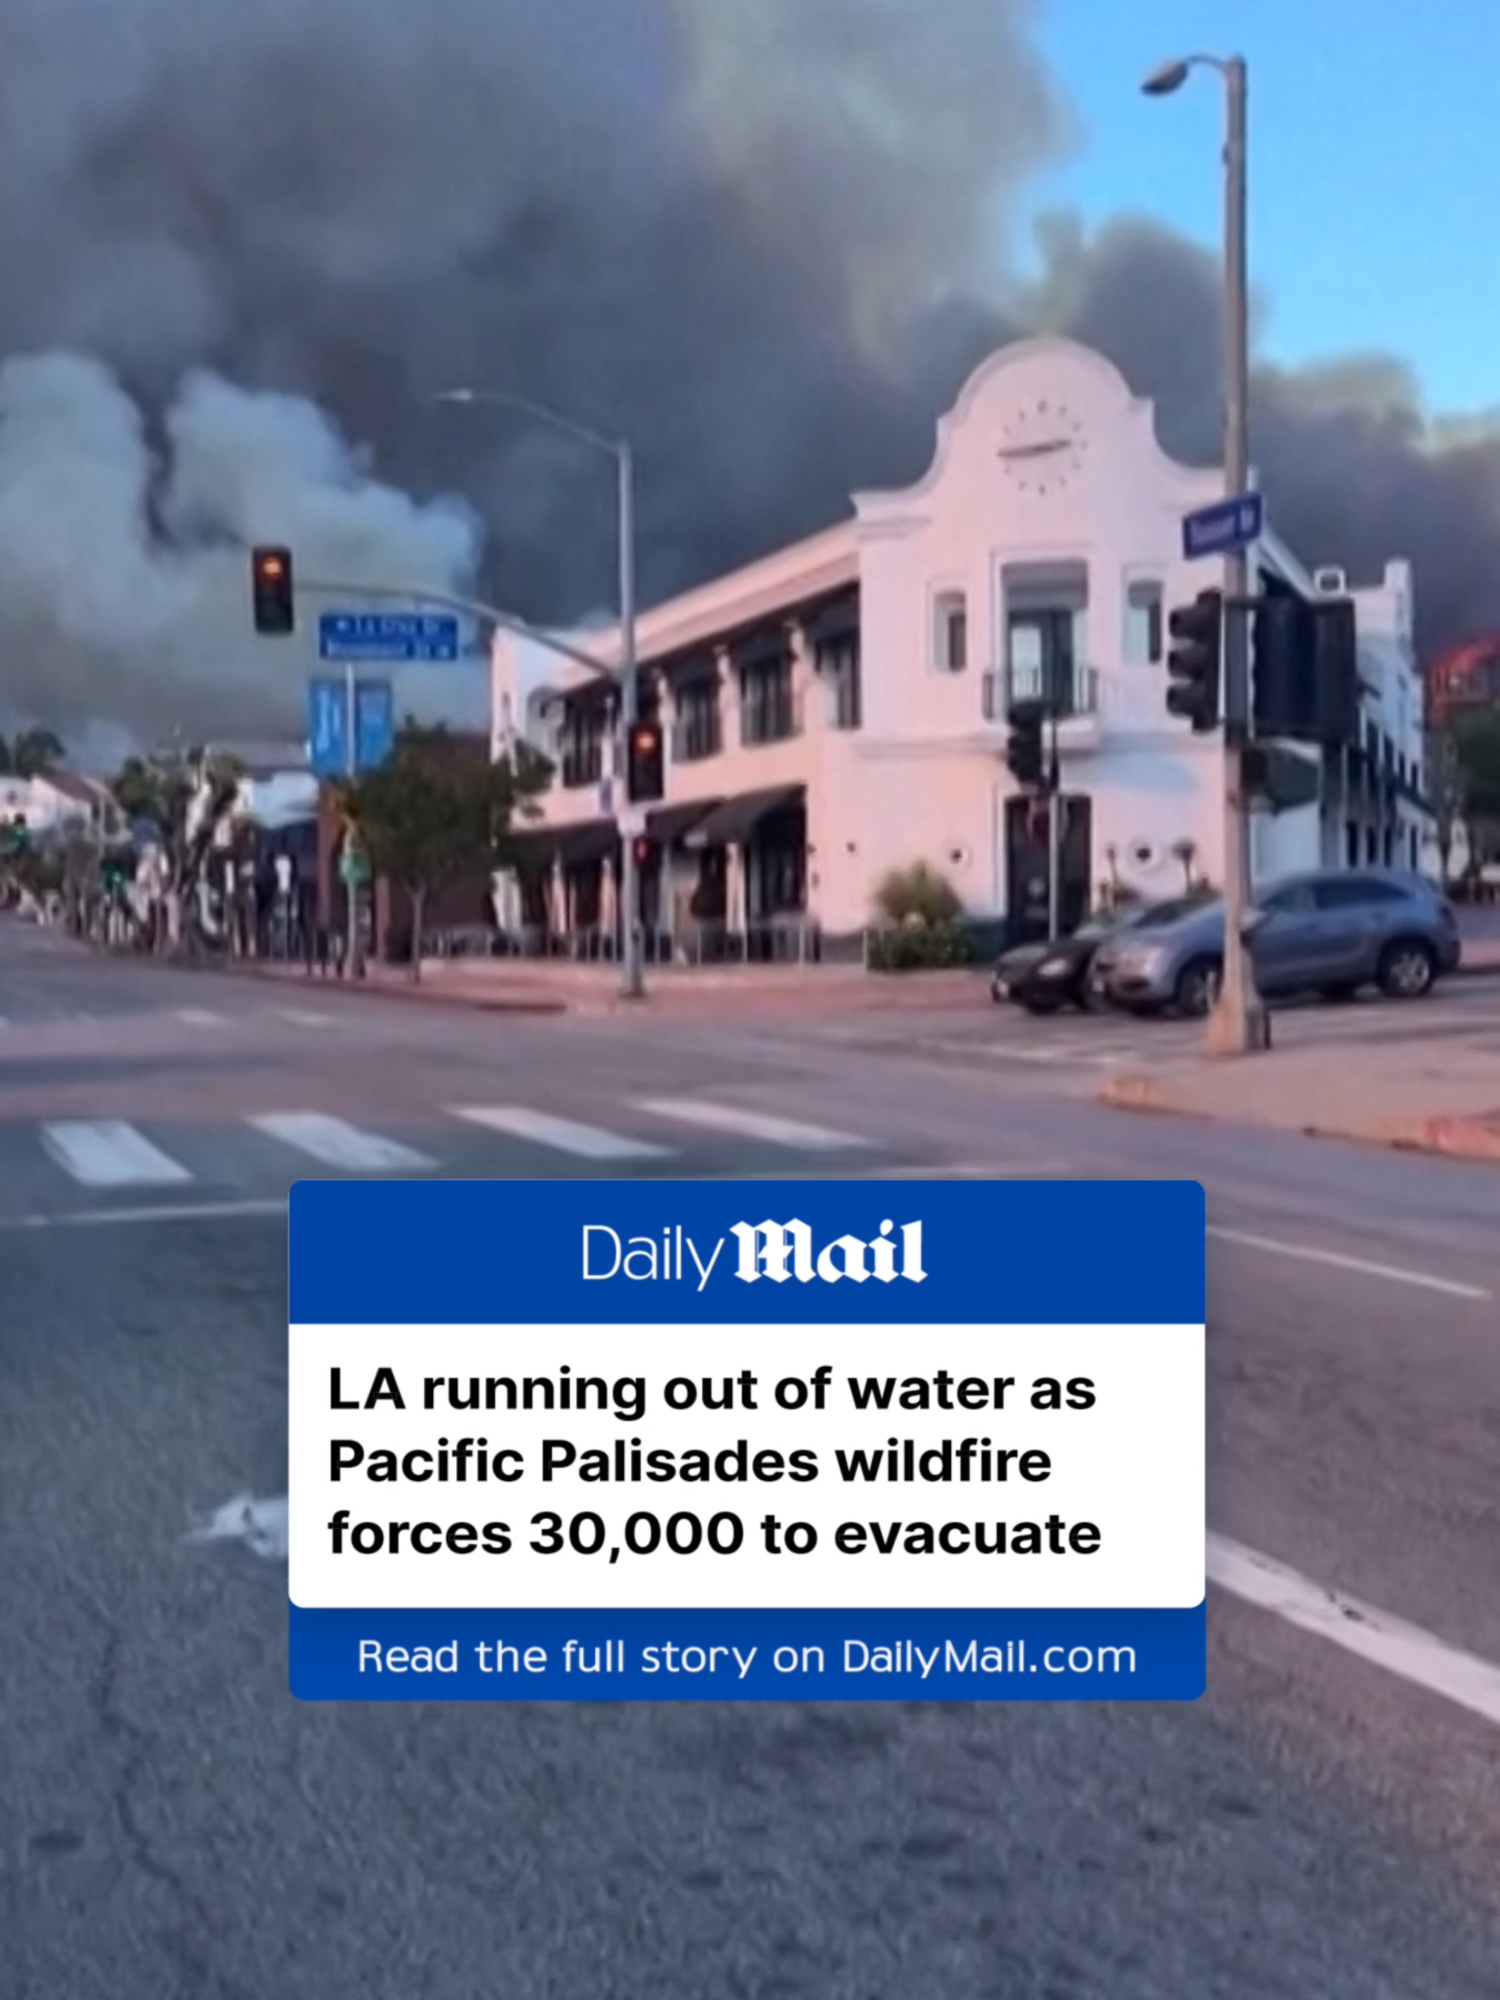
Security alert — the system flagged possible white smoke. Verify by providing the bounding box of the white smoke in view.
[0,352,486,759]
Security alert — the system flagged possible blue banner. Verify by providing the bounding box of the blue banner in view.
[307,678,348,778]
[354,678,394,771]
[289,1178,1204,1326]
[291,1605,1206,1702]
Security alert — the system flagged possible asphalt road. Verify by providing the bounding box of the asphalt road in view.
[3,919,1499,1998]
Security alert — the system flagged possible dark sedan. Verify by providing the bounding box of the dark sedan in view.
[991,894,1214,1013]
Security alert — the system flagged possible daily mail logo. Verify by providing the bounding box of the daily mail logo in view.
[582,1219,928,1293]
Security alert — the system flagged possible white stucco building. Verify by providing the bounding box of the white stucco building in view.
[0,771,123,841]
[490,337,1429,959]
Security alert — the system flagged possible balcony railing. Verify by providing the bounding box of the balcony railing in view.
[981,662,1099,723]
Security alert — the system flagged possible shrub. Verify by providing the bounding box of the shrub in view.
[867,922,971,972]
[867,863,970,972]
[872,861,962,930]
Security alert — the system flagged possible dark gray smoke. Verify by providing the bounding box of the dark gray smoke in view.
[1011,216,1500,651]
[0,2,1492,752]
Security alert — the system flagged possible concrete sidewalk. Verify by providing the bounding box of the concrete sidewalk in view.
[210,953,991,1017]
[1101,1036,1500,1164]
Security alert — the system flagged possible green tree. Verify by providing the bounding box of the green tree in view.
[337,721,550,980]
[0,727,66,777]
[109,742,242,949]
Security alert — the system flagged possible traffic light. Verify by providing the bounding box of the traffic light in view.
[1253,594,1359,743]
[1165,589,1222,732]
[1005,700,1045,789]
[632,836,656,869]
[251,545,295,635]
[625,720,664,804]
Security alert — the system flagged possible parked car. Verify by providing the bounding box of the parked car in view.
[1095,868,1461,1016]
[991,894,1213,1012]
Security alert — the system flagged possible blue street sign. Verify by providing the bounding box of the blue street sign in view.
[1182,491,1263,560]
[308,677,395,776]
[307,678,348,778]
[317,610,462,663]
[354,678,395,771]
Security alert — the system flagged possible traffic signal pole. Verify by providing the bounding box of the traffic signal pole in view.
[1046,711,1062,941]
[616,442,645,1001]
[1205,56,1270,1057]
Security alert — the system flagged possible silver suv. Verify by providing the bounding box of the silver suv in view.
[1096,867,1461,1016]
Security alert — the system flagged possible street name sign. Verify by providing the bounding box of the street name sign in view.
[288,1178,1207,1703]
[318,610,462,663]
[1182,491,1263,560]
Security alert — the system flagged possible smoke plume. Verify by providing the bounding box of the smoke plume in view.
[0,1,1492,755]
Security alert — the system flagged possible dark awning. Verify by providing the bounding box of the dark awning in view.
[647,798,722,847]
[802,590,860,647]
[685,786,805,848]
[502,826,561,872]
[556,818,619,867]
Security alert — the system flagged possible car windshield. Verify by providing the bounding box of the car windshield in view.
[1139,895,1217,928]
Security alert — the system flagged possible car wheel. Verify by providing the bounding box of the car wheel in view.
[1376,938,1436,999]
[1174,956,1222,1018]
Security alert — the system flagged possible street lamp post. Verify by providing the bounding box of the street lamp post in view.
[1143,54,1270,1055]
[436,387,645,1001]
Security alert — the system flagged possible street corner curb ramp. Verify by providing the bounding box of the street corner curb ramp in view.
[1098,1069,1500,1165]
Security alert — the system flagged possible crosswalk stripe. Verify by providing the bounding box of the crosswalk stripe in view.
[634,1098,868,1150]
[248,1113,434,1172]
[276,1009,334,1027]
[449,1106,670,1160]
[176,1008,226,1027]
[41,1120,193,1188]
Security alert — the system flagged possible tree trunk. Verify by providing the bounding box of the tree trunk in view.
[409,886,426,983]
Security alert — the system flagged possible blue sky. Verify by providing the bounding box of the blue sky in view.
[1025,1,1497,416]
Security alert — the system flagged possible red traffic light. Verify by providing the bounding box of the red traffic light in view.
[251,544,295,635]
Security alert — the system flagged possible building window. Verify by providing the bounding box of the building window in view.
[1125,581,1163,664]
[1007,608,1081,714]
[559,701,606,789]
[817,633,862,729]
[672,677,721,761]
[740,653,798,745]
[1001,561,1088,712]
[933,591,967,672]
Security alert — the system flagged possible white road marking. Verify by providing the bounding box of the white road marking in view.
[1207,1224,1491,1301]
[276,1008,335,1027]
[636,1098,869,1150]
[450,1105,669,1160]
[189,1493,289,1561]
[1208,1533,1500,1730]
[41,1120,193,1188]
[248,1113,434,1173]
[175,1007,226,1027]
[0,1198,286,1231]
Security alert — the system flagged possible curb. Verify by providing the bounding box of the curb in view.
[1099,1071,1500,1164]
[174,955,571,1016]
